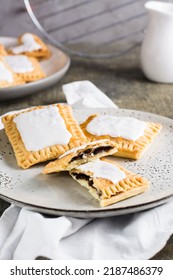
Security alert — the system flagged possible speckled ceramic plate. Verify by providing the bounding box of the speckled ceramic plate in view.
[0,37,70,101]
[0,108,173,218]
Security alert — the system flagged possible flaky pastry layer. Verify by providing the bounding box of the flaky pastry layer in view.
[8,33,51,58]
[0,44,7,56]
[80,114,162,160]
[42,139,118,174]
[70,158,149,207]
[0,57,25,88]
[2,104,87,169]
[13,56,45,82]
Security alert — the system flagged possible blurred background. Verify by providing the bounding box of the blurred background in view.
[0,1,39,36]
[0,0,149,58]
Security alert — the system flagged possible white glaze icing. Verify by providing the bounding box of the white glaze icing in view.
[13,106,72,151]
[0,62,13,83]
[77,160,126,185]
[11,33,41,54]
[5,55,34,73]
[59,139,110,159]
[86,115,147,141]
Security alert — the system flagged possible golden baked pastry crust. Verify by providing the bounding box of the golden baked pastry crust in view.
[42,139,118,174]
[0,57,25,88]
[8,33,51,58]
[0,44,7,56]
[10,56,46,82]
[80,114,162,160]
[2,104,87,169]
[70,158,149,207]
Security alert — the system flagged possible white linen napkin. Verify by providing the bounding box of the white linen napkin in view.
[0,80,173,260]
[62,80,118,109]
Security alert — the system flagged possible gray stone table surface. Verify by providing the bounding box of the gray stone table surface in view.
[0,47,173,259]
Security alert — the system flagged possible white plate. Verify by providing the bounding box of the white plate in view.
[0,108,173,218]
[0,37,70,101]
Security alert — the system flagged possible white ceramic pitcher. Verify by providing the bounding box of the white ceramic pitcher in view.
[141,1,173,83]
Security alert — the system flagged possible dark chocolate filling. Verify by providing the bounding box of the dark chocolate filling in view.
[93,146,112,155]
[71,172,94,187]
[72,172,104,197]
[69,146,113,163]
[83,148,92,154]
[70,154,83,162]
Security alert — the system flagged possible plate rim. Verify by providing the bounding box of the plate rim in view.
[0,108,173,217]
[0,192,173,218]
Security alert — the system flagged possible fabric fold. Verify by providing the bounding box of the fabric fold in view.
[62,80,118,109]
[1,201,173,259]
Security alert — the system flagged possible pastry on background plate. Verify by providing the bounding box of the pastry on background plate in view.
[0,57,25,88]
[80,114,162,160]
[0,44,7,56]
[4,55,45,82]
[8,33,50,59]
[43,139,118,174]
[2,104,87,169]
[70,158,150,207]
